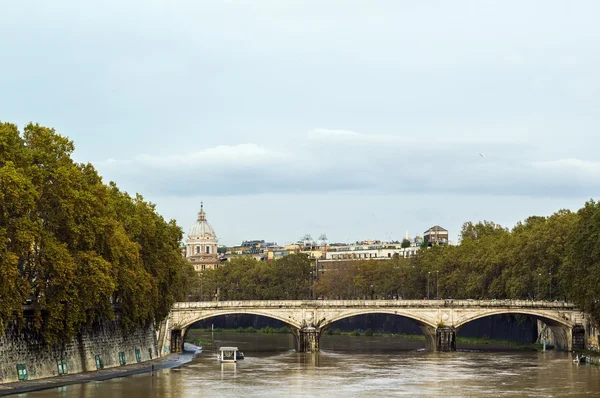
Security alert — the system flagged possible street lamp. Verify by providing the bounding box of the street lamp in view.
[427,272,431,299]
[436,270,439,299]
[537,273,541,300]
[549,270,552,301]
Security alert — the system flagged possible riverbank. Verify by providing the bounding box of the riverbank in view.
[0,344,201,397]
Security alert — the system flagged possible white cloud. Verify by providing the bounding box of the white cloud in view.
[312,128,361,137]
[102,143,285,169]
[95,128,600,199]
[532,158,600,175]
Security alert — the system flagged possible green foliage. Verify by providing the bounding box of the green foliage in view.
[563,201,600,327]
[401,239,411,248]
[0,122,196,343]
[190,254,312,301]
[312,211,598,328]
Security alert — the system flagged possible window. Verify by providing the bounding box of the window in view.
[215,264,219,269]
[388,253,391,258]
[135,348,142,363]
[201,264,206,271]
[196,246,200,254]
[148,348,153,360]
[206,246,210,254]
[119,352,126,366]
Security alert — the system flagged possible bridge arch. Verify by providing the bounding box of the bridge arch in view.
[454,309,571,330]
[175,309,303,331]
[454,309,573,350]
[319,309,439,351]
[168,309,303,354]
[321,309,438,330]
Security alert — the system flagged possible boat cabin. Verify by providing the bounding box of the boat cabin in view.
[219,347,239,363]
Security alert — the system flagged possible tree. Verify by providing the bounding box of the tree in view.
[401,239,411,248]
[0,122,195,342]
[460,220,507,241]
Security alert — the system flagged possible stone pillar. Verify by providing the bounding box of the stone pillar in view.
[294,327,320,353]
[170,329,183,353]
[572,325,586,351]
[435,327,456,352]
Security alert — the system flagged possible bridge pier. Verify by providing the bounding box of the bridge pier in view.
[435,327,456,352]
[294,327,320,353]
[420,326,456,351]
[571,324,586,351]
[170,329,184,353]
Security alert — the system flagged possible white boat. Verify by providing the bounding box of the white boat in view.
[573,354,590,364]
[219,347,239,363]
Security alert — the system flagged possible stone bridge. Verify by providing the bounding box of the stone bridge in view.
[158,300,588,354]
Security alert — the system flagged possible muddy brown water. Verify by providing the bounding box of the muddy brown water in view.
[22,332,600,397]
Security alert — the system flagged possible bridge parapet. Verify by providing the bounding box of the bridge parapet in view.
[172,299,578,310]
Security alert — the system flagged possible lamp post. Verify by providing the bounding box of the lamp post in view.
[427,272,431,299]
[549,270,552,301]
[436,270,439,299]
[537,273,541,300]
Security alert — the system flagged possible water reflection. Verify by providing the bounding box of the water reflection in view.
[220,362,237,379]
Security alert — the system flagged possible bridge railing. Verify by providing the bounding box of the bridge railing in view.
[172,299,578,310]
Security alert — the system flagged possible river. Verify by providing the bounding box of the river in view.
[23,332,600,397]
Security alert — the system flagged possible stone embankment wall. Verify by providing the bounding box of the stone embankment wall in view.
[0,317,157,384]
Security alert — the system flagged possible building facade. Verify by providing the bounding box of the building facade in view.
[325,244,419,260]
[184,203,220,271]
[424,225,449,245]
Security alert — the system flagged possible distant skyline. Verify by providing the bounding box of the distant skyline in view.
[2,1,599,246]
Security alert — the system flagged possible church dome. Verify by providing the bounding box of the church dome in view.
[188,203,216,239]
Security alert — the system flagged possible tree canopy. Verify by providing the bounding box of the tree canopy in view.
[193,206,599,327]
[194,254,313,301]
[0,122,195,343]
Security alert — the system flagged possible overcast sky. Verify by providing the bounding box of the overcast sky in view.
[2,1,599,245]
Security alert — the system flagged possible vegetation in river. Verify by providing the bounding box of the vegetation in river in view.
[0,122,197,343]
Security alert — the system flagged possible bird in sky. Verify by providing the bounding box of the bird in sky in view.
[479,153,484,158]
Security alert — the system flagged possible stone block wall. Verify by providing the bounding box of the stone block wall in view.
[0,317,157,384]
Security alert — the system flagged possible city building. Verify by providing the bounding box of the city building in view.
[324,243,419,260]
[184,203,220,272]
[423,225,449,246]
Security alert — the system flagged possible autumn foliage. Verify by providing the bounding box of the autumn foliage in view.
[0,122,195,343]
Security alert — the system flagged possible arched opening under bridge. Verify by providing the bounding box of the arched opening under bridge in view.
[454,310,576,352]
[320,311,438,352]
[172,313,299,354]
